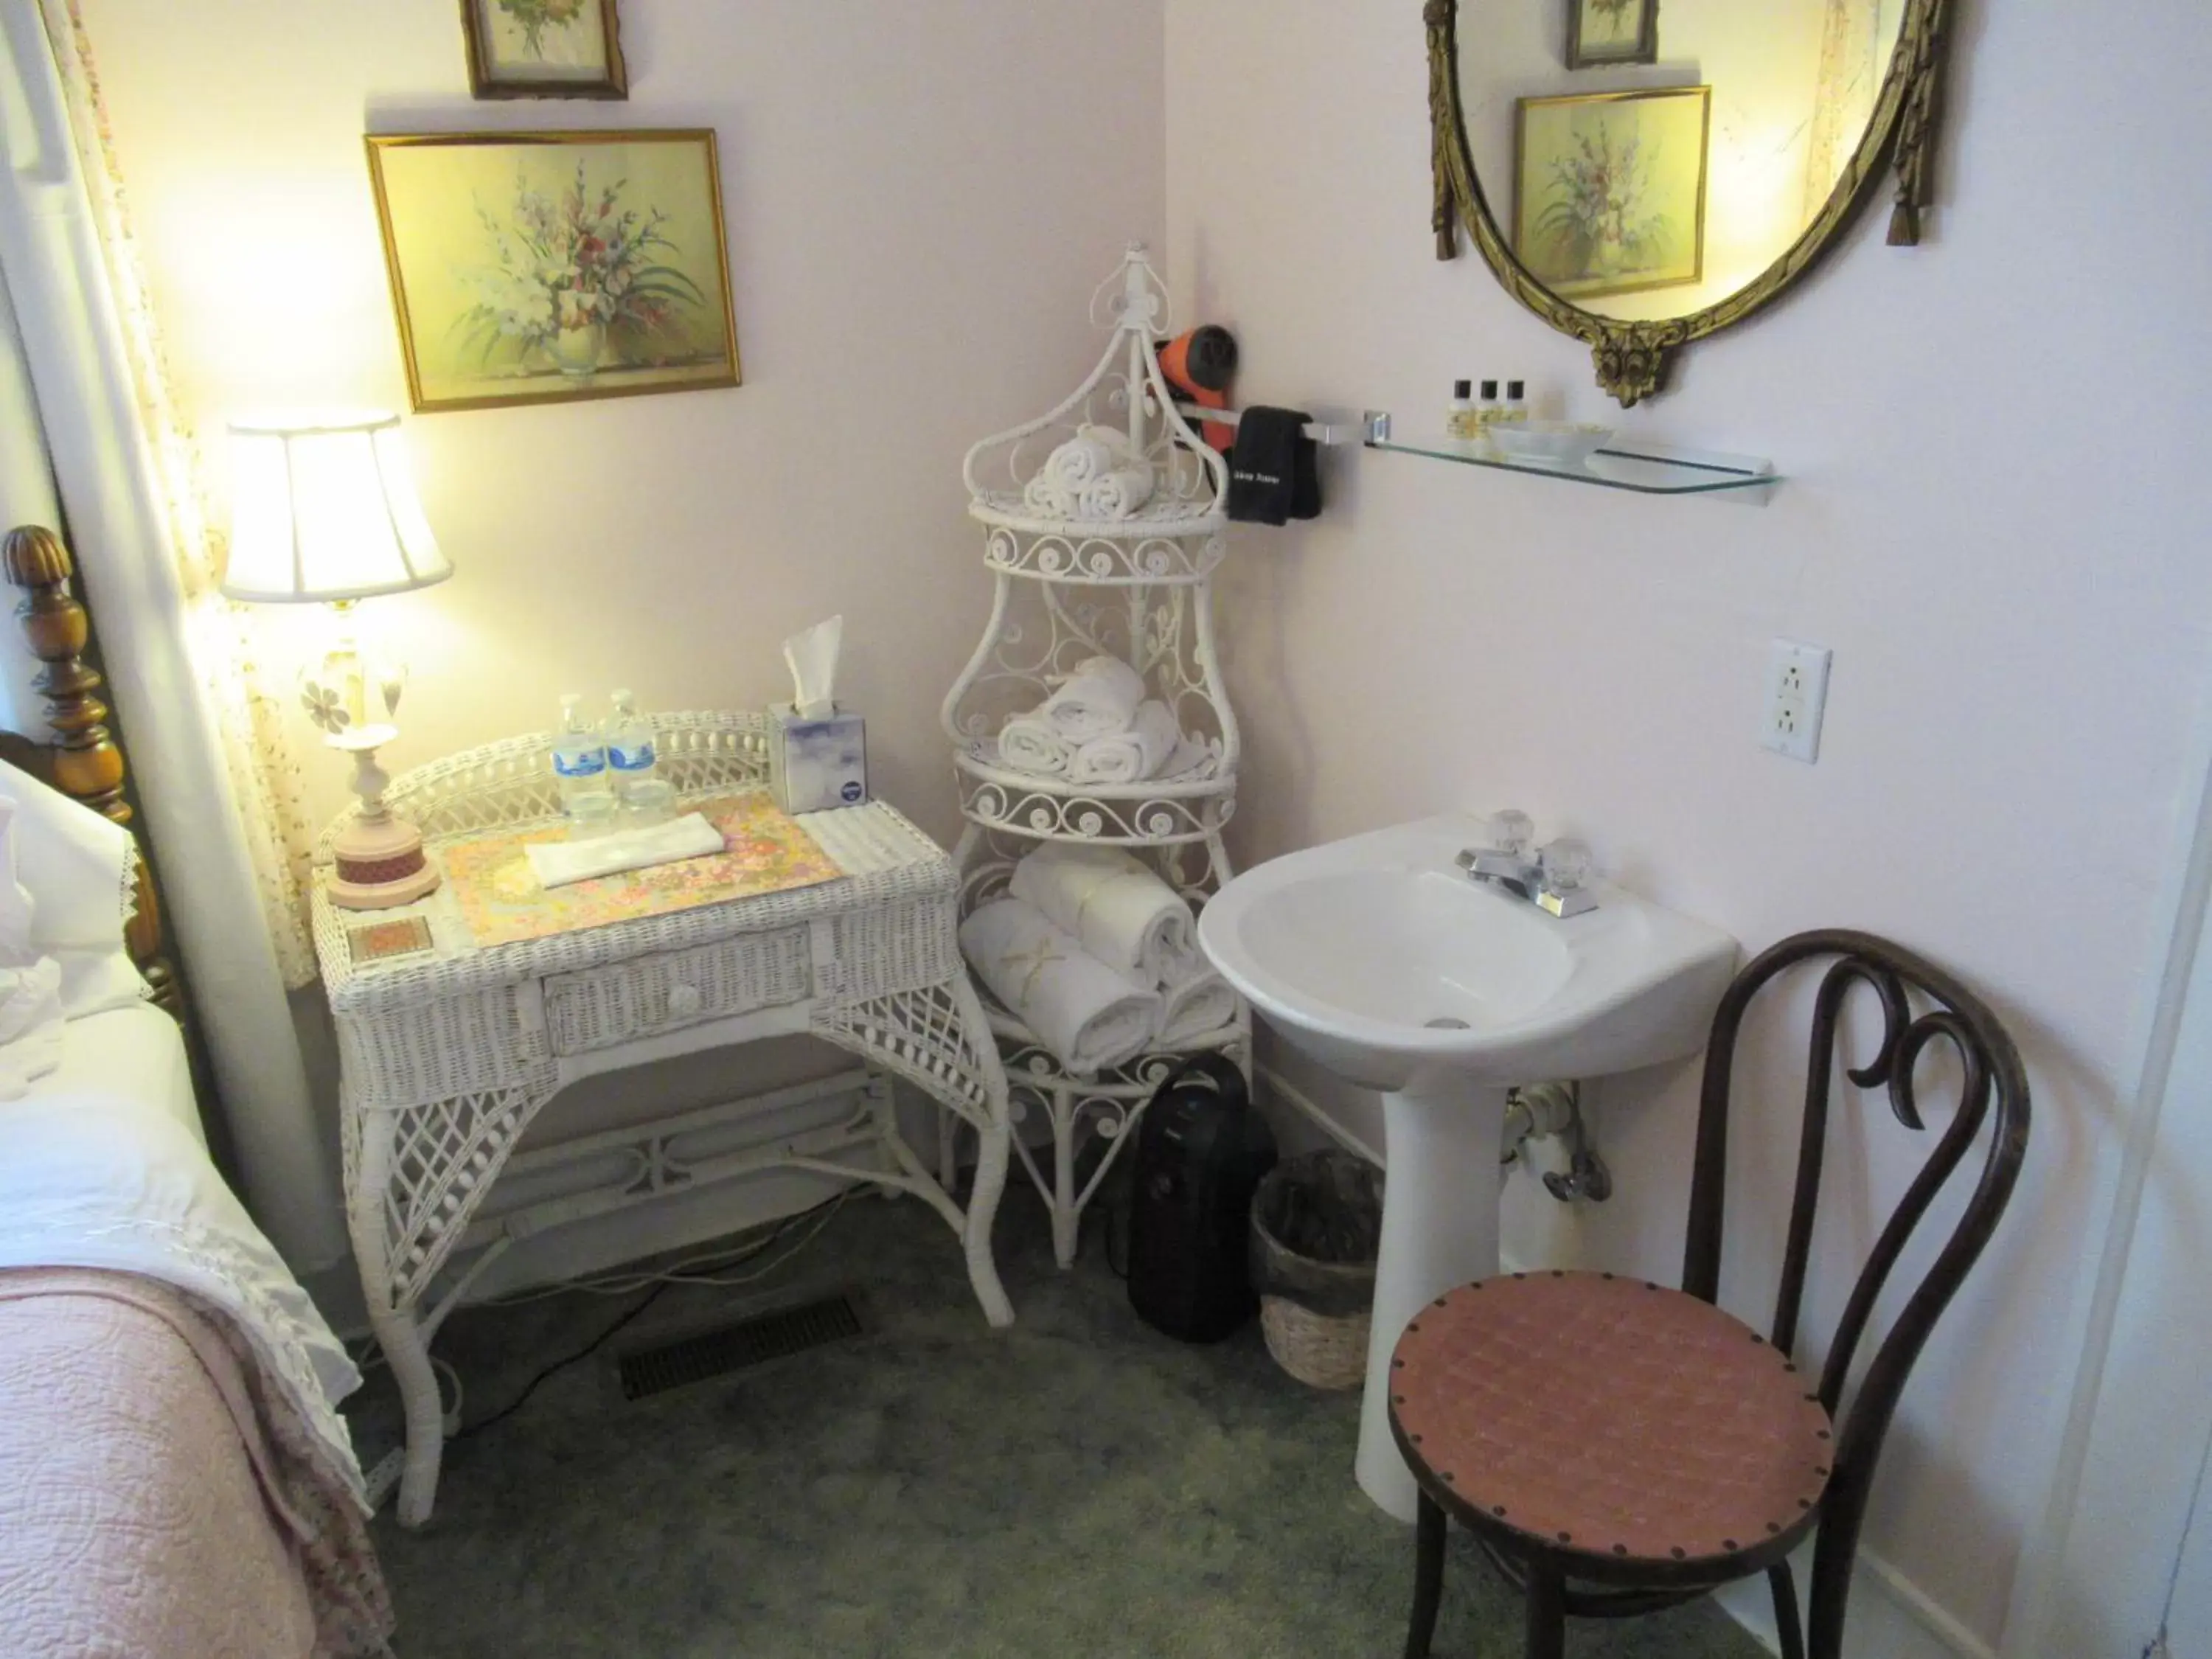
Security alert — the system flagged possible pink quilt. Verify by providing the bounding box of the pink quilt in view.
[0,1269,392,1659]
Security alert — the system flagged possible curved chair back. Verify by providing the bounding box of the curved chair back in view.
[1680,929,2029,1646]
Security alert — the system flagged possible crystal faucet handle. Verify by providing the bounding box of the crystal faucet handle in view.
[1539,837,1593,892]
[1487,810,1534,857]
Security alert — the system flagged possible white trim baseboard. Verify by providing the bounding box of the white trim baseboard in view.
[1715,1551,1993,1659]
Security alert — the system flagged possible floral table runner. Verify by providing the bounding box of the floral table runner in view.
[438,791,846,948]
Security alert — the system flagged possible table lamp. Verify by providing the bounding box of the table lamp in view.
[223,410,452,910]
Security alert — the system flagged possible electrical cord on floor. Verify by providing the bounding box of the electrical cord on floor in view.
[451,1278,671,1442]
[443,1190,853,1443]
[480,1188,855,1304]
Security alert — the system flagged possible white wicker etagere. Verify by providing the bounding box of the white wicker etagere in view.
[940,246,1252,1267]
[313,711,1014,1527]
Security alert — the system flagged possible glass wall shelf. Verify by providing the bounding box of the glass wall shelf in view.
[1366,420,1776,498]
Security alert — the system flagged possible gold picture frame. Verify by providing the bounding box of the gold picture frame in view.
[459,0,627,101]
[1512,86,1710,302]
[1565,0,1658,69]
[366,130,740,414]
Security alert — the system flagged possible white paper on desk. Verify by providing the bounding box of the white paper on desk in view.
[525,813,727,889]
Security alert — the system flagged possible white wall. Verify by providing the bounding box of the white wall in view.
[77,0,1166,852]
[1166,1,2212,1652]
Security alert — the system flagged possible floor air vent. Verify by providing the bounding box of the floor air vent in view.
[613,1291,867,1402]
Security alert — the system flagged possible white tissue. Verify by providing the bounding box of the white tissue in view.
[784,616,843,720]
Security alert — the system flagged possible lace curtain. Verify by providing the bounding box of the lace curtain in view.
[35,0,319,986]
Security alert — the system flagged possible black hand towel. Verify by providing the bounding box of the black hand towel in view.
[1225,407,1322,526]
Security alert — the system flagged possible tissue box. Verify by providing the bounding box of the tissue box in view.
[768,704,869,814]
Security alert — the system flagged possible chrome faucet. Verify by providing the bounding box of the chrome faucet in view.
[1455,810,1599,918]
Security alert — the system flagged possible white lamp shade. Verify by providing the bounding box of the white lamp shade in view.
[223,411,451,602]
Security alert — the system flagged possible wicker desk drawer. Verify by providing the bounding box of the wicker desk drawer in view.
[541,926,813,1054]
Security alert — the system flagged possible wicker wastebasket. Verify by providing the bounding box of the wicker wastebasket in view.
[1249,1152,1382,1391]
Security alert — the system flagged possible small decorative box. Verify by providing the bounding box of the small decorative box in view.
[768,703,869,814]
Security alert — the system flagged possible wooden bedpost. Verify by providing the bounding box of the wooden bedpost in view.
[1,524,178,1015]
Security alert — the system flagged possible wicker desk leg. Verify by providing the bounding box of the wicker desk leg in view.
[962,1092,1015,1329]
[374,1298,445,1528]
[348,1107,447,1529]
[950,973,1015,1329]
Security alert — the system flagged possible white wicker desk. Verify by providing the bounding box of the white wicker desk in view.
[313,713,1013,1527]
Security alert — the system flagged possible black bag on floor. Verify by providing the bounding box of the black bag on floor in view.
[1127,1055,1277,1343]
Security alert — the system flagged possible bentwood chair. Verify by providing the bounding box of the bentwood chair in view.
[1385,930,2029,1659]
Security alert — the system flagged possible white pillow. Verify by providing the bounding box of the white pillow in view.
[0,763,151,1018]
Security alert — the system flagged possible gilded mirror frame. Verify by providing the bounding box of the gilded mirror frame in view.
[1425,0,1955,406]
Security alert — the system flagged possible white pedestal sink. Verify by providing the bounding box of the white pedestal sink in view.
[1197,813,1735,1521]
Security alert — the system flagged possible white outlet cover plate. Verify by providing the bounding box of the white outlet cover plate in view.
[1761,639,1831,763]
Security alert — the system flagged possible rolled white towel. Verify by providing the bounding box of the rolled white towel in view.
[1008,842,1200,986]
[1067,699,1180,786]
[1041,655,1147,742]
[1022,473,1078,518]
[998,714,1074,776]
[1078,465,1155,521]
[1157,965,1237,1047]
[524,811,728,889]
[960,897,1158,1075]
[1046,434,1119,489]
[1160,736,1211,779]
[1076,422,1138,456]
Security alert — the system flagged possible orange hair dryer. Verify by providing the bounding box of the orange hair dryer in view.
[1158,325,1239,453]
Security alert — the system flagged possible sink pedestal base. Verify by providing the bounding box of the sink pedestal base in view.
[1354,1083,1509,1523]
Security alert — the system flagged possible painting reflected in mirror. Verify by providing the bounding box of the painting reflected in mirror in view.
[1429,0,1950,403]
[1514,86,1709,301]
[1460,0,1902,324]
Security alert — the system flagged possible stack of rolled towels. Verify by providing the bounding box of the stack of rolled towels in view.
[1021,423,1156,521]
[998,655,1189,785]
[959,844,1239,1076]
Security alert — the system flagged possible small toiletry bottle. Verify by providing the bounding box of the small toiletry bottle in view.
[1475,379,1502,433]
[606,688,658,804]
[1500,380,1530,425]
[552,694,611,813]
[1447,379,1475,439]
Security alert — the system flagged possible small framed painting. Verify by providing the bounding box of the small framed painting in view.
[460,0,627,100]
[1565,0,1659,69]
[366,131,741,414]
[1513,86,1710,300]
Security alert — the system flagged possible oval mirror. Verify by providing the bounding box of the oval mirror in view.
[1426,0,1955,405]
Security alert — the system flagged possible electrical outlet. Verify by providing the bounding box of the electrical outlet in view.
[1761,639,1831,763]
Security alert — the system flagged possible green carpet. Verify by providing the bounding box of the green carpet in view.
[350,1186,1766,1658]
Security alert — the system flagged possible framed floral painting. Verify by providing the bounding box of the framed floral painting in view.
[459,0,627,100]
[366,131,740,414]
[1512,86,1709,300]
[1565,0,1659,69]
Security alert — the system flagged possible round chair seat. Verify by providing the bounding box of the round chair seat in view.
[1389,1271,1834,1573]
